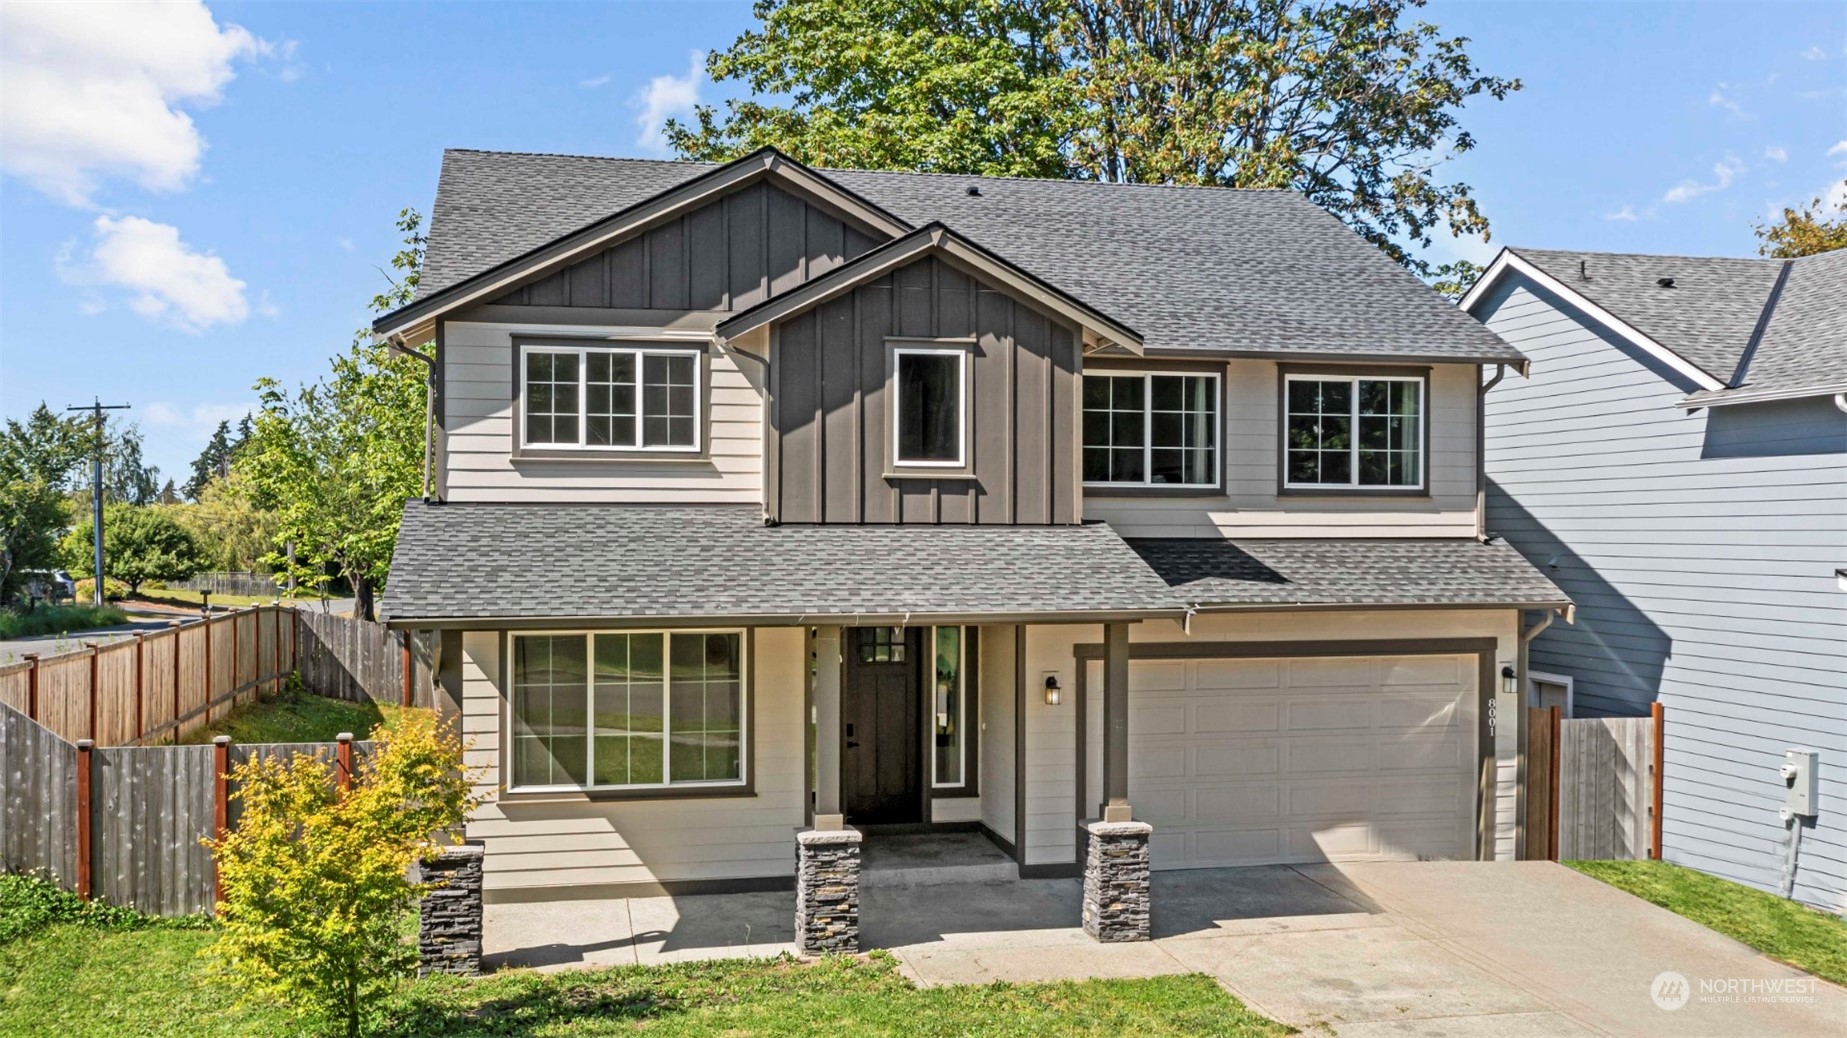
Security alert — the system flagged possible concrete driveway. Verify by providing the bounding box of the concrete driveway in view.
[484,861,1844,1038]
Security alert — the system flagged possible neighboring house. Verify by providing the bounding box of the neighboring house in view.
[372,147,1568,914]
[1466,247,1847,912]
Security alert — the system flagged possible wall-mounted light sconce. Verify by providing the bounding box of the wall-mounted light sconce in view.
[1043,674,1062,706]
[1500,664,1518,696]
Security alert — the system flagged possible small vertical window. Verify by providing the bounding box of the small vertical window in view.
[893,348,966,466]
[932,627,965,788]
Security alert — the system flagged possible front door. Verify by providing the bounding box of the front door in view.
[842,626,922,824]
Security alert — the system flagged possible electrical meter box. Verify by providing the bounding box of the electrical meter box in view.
[1781,749,1818,818]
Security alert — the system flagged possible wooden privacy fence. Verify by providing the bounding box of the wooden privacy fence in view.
[296,611,435,710]
[0,608,434,747]
[1525,704,1665,861]
[1,701,378,916]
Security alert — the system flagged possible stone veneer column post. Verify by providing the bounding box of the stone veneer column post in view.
[1081,819,1153,942]
[418,843,486,976]
[795,825,862,954]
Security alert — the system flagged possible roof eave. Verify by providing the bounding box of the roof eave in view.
[1679,381,1847,409]
[1184,597,1574,614]
[382,605,1187,631]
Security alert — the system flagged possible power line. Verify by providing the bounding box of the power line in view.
[65,398,131,606]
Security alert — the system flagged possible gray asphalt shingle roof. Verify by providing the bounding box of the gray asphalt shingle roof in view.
[415,148,1523,362]
[379,502,1182,623]
[1509,246,1846,398]
[1129,537,1568,610]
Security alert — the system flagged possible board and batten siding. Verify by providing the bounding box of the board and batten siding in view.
[1479,276,1847,913]
[459,627,807,895]
[1084,360,1480,537]
[492,181,881,313]
[770,255,1081,525]
[440,320,764,503]
[1018,609,1522,868]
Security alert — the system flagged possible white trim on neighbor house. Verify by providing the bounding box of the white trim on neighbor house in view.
[1527,669,1574,717]
[1080,369,1223,490]
[1461,249,1725,392]
[1282,372,1427,491]
[501,628,750,796]
[516,340,706,454]
[891,345,969,468]
[1678,381,1847,410]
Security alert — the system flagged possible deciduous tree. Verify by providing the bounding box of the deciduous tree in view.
[61,503,207,595]
[1754,183,1847,258]
[0,405,89,603]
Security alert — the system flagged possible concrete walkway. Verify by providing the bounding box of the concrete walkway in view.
[484,861,1846,1038]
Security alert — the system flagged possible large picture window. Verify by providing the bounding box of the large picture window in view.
[1082,372,1219,487]
[510,630,744,791]
[521,343,700,451]
[1284,374,1424,490]
[892,347,967,467]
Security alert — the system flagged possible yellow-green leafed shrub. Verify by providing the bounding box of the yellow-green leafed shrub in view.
[206,711,477,1038]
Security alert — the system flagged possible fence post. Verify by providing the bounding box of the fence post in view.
[203,614,214,727]
[402,630,413,708]
[1650,702,1665,860]
[76,739,94,899]
[23,653,39,720]
[1548,706,1561,862]
[86,642,100,742]
[212,735,231,910]
[336,732,354,795]
[133,633,146,743]
[169,621,183,744]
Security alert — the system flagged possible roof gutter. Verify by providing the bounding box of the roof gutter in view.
[1181,598,1575,616]
[1678,381,1847,410]
[1477,362,1506,540]
[380,606,1189,631]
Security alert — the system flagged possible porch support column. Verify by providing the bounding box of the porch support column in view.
[1101,622,1132,822]
[813,626,843,824]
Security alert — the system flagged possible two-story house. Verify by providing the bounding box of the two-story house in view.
[373,148,1567,923]
[1467,247,1846,912]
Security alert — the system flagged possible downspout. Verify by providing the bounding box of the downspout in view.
[1477,363,1507,540]
[716,337,773,521]
[387,334,437,501]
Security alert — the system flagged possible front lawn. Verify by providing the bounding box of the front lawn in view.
[180,686,420,744]
[0,603,129,640]
[1568,859,1847,985]
[0,872,1290,1038]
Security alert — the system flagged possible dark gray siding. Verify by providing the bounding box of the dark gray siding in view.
[1480,275,1847,913]
[493,182,881,311]
[771,255,1080,525]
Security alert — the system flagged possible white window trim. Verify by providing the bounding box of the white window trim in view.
[518,341,704,453]
[1081,370,1222,489]
[891,346,968,468]
[1282,372,1426,491]
[503,628,748,794]
[1527,670,1574,718]
[930,626,967,790]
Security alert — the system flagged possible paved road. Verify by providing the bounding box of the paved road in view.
[0,597,357,662]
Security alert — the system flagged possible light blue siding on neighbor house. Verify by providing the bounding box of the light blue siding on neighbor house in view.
[1478,276,1847,914]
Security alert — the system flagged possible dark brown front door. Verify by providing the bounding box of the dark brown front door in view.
[842,627,922,825]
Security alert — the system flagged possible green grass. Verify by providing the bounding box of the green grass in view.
[0,872,1291,1038]
[180,688,422,744]
[129,588,322,610]
[1568,860,1847,985]
[0,603,129,639]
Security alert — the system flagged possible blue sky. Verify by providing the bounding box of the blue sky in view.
[1,1,1842,483]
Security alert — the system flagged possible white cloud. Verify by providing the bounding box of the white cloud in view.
[1803,46,1828,61]
[1708,88,1747,119]
[631,51,704,154]
[1604,205,1640,222]
[1764,145,1788,163]
[1828,178,1847,213]
[0,0,267,205]
[142,401,254,434]
[1828,140,1847,160]
[1663,155,1746,204]
[61,215,249,331]
[579,73,612,89]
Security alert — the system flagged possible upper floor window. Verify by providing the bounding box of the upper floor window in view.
[1082,372,1219,487]
[892,346,967,468]
[521,342,701,452]
[1284,373,1424,490]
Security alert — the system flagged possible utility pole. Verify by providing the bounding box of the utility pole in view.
[66,398,130,606]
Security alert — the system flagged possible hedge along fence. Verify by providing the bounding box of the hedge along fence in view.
[1,698,380,917]
[0,607,436,747]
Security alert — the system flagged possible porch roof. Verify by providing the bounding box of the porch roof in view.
[380,501,1185,627]
[1128,537,1570,611]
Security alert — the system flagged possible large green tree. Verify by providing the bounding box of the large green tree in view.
[1754,182,1847,258]
[240,210,427,621]
[670,0,1519,281]
[0,405,90,603]
[62,503,207,596]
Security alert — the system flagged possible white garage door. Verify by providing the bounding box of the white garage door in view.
[1113,653,1478,870]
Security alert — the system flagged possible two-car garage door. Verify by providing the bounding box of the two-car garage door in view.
[1106,653,1479,870]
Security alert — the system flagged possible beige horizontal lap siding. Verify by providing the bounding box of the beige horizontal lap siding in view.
[1085,360,1479,537]
[459,628,806,893]
[441,322,764,503]
[1018,609,1523,867]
